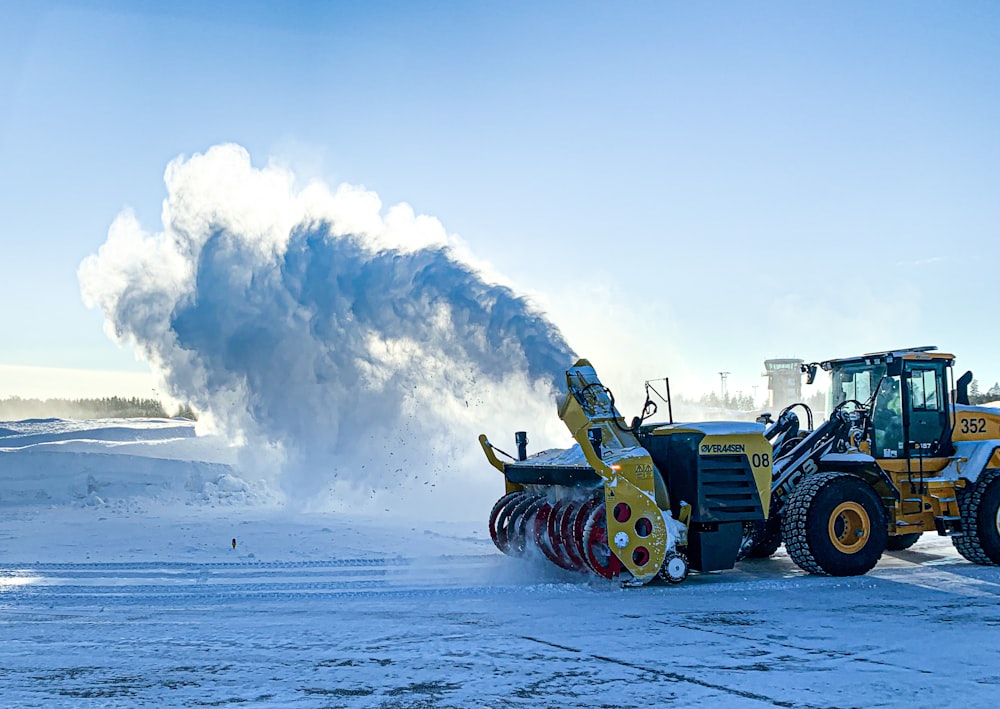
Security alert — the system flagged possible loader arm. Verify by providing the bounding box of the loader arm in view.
[770,406,898,511]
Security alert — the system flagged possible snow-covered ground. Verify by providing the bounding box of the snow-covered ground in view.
[2,419,1000,708]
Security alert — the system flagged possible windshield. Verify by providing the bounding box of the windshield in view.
[828,363,887,413]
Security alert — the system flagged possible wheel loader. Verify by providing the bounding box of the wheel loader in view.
[479,347,1000,585]
[749,346,1000,575]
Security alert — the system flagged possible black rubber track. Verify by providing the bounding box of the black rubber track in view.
[952,469,1000,565]
[781,471,887,576]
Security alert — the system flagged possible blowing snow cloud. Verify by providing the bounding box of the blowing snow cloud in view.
[79,144,574,506]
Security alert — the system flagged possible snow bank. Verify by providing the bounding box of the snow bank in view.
[0,418,263,508]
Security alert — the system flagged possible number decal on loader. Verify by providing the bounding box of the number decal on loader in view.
[960,417,988,435]
[751,453,770,468]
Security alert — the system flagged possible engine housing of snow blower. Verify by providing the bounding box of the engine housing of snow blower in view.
[480,359,772,585]
[635,422,771,573]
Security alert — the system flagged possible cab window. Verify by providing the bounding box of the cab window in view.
[909,368,939,411]
[904,363,949,457]
[829,364,886,413]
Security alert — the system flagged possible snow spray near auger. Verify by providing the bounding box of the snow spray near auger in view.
[480,360,773,586]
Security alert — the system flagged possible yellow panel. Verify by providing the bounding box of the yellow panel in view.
[878,457,948,475]
[570,427,668,582]
[953,409,1000,442]
[697,433,772,519]
[901,352,954,361]
[601,457,669,584]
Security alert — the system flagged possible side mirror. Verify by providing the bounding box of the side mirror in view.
[956,370,972,406]
[803,363,818,386]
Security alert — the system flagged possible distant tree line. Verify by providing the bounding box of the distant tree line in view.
[968,380,1000,405]
[695,391,758,412]
[0,396,198,420]
[665,390,761,416]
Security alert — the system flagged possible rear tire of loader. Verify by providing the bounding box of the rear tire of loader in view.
[886,533,921,551]
[782,472,886,576]
[952,470,1000,566]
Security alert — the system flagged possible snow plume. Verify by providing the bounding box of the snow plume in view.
[79,144,575,514]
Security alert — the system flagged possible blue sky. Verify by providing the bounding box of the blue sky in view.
[2,1,1000,403]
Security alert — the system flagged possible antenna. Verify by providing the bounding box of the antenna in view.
[719,371,730,401]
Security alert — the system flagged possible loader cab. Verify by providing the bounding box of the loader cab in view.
[823,347,954,461]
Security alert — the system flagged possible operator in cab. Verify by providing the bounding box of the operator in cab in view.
[873,376,903,458]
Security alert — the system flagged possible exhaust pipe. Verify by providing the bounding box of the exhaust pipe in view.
[515,431,528,461]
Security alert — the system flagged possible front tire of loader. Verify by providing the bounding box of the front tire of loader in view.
[952,470,1000,566]
[781,471,887,576]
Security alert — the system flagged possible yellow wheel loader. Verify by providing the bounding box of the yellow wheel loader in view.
[480,347,1000,585]
[751,346,1000,575]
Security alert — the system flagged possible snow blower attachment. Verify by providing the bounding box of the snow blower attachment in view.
[480,359,772,585]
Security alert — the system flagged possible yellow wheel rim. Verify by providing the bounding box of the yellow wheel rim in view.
[828,501,870,554]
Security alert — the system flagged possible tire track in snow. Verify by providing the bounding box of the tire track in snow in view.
[521,635,810,709]
[0,553,565,608]
[3,584,569,609]
[665,619,936,676]
[869,566,1000,598]
[1,558,411,571]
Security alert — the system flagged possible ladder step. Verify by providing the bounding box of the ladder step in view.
[932,496,957,503]
[934,516,964,536]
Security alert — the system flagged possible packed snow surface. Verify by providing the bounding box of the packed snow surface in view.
[2,418,1000,708]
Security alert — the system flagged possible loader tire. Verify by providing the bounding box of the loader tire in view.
[886,533,921,551]
[746,514,783,559]
[952,470,1000,566]
[782,472,886,576]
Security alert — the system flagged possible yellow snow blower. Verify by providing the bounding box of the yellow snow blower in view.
[480,359,772,585]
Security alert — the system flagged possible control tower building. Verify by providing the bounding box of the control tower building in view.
[763,358,804,411]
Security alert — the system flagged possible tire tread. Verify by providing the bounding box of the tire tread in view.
[952,469,1000,566]
[782,473,839,575]
[782,471,886,576]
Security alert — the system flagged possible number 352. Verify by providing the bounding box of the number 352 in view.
[960,417,988,435]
